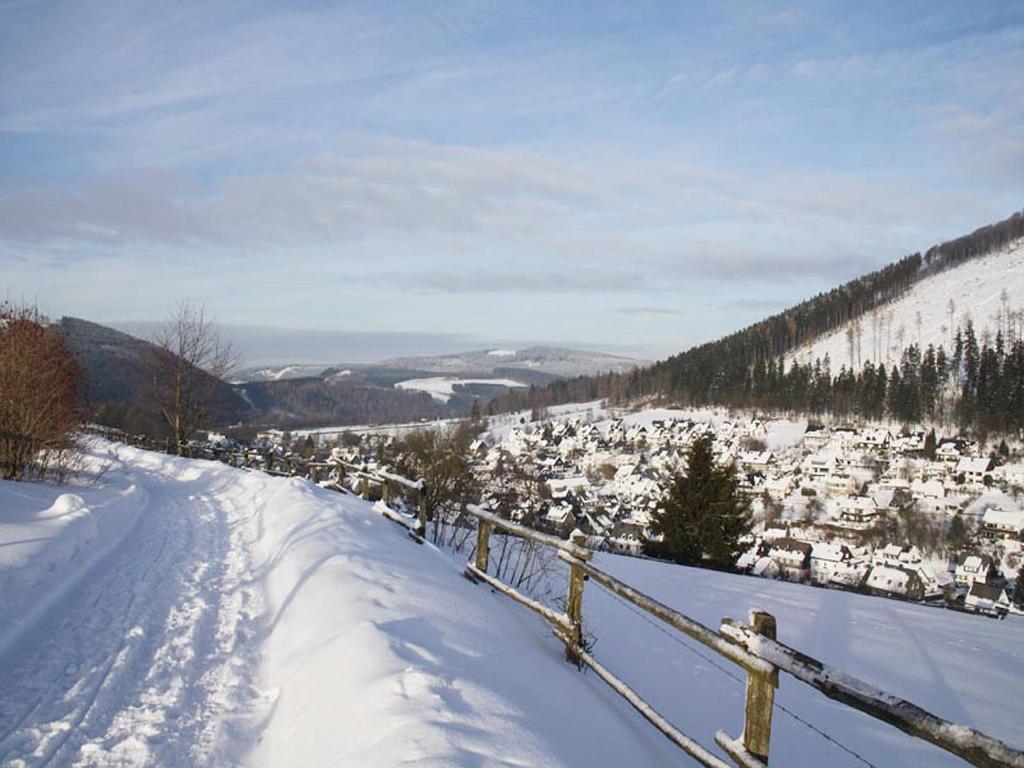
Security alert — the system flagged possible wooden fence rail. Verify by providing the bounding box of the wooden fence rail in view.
[461,503,1024,768]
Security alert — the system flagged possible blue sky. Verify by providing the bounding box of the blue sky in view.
[1,0,1022,361]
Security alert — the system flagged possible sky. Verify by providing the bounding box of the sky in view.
[2,0,1023,363]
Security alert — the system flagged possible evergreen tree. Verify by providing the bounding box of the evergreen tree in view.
[1014,576,1024,610]
[644,435,751,569]
[924,429,937,460]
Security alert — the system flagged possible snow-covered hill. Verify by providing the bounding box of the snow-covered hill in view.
[789,237,1024,370]
[380,346,644,378]
[1,442,1021,766]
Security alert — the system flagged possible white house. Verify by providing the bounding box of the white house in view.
[910,478,945,501]
[837,496,880,528]
[965,582,1011,617]
[810,543,856,585]
[738,450,775,472]
[765,474,796,501]
[827,473,859,496]
[954,554,993,588]
[981,507,1024,540]
[956,457,993,485]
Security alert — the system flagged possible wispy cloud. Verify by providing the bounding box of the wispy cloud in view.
[1,0,1022,355]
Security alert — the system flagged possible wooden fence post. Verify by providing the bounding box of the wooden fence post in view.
[360,475,369,499]
[565,531,588,664]
[474,518,492,573]
[742,610,778,764]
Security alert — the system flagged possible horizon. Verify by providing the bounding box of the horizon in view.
[3,1,1023,358]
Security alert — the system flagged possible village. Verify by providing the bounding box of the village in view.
[252,408,1024,620]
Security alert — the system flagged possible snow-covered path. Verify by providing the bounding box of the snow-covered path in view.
[0,443,684,767]
[0,454,264,767]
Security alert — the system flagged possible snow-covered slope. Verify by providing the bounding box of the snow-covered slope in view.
[2,442,1021,766]
[789,237,1024,370]
[0,443,681,766]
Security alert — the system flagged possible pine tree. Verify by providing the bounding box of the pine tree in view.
[1014,575,1024,610]
[924,429,937,460]
[644,435,751,569]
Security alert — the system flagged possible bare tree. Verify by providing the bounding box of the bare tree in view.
[147,302,237,455]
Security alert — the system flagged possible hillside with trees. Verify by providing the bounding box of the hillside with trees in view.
[491,210,1024,433]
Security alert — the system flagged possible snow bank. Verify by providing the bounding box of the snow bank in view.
[243,480,681,767]
[0,447,144,655]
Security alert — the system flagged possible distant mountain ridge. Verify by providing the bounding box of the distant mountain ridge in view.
[236,346,643,384]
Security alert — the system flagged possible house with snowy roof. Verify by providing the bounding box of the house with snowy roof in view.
[810,543,856,585]
[953,554,994,588]
[981,507,1024,541]
[836,495,881,528]
[858,428,892,452]
[864,565,925,601]
[765,474,796,501]
[935,441,964,464]
[738,450,775,473]
[956,457,993,486]
[965,582,1011,617]
[767,538,812,581]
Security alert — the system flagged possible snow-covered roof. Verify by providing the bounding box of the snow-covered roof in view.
[956,457,992,474]
[982,506,1024,531]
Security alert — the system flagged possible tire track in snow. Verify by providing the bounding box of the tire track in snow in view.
[0,461,264,767]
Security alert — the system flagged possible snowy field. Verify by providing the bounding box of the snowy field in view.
[789,237,1024,370]
[395,376,528,403]
[1,440,1021,766]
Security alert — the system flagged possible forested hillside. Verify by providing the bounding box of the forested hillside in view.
[491,210,1024,432]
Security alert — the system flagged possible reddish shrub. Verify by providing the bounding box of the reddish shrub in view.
[0,304,86,481]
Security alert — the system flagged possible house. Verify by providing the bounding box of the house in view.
[935,440,964,464]
[810,543,854,585]
[956,457,993,485]
[765,474,796,501]
[767,538,812,581]
[981,507,1024,540]
[736,472,766,498]
[893,432,925,455]
[953,554,993,588]
[910,478,945,501]
[804,453,836,478]
[827,473,859,496]
[965,582,1011,617]
[873,543,922,567]
[859,428,892,451]
[837,496,880,528]
[803,424,831,450]
[540,503,576,538]
[864,565,925,601]
[738,451,775,473]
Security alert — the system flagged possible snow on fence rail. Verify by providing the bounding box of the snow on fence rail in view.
[81,428,1024,767]
[461,503,1024,768]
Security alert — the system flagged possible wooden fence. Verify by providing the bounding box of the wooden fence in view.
[83,427,431,535]
[461,503,1024,768]
[83,428,1024,767]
